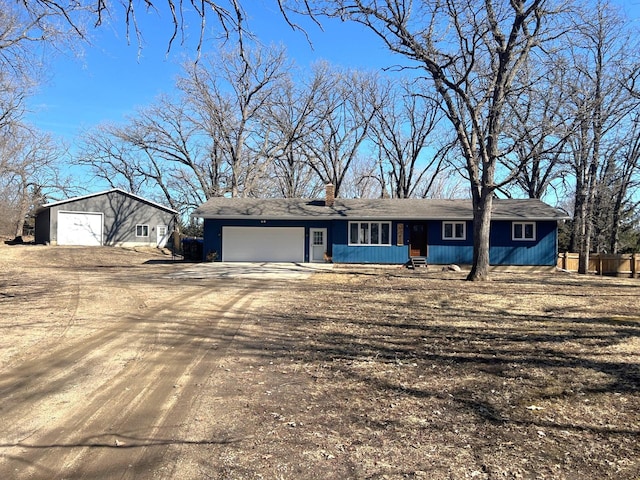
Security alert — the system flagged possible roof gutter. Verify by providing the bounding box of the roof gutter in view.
[191,214,570,221]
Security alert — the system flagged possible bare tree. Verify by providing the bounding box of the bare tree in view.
[78,96,218,214]
[0,124,66,238]
[500,62,572,200]
[15,0,249,54]
[339,156,383,198]
[121,98,220,210]
[0,0,90,110]
[0,4,82,238]
[369,77,449,198]
[79,44,292,214]
[293,0,562,280]
[78,123,148,194]
[0,2,90,235]
[258,73,327,198]
[179,44,290,197]
[559,0,637,272]
[610,119,640,252]
[589,113,640,254]
[301,63,377,197]
[0,5,46,137]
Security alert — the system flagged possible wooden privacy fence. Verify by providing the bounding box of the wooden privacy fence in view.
[557,252,640,277]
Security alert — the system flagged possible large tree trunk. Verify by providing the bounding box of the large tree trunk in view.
[574,186,589,273]
[14,216,26,239]
[609,201,621,254]
[578,164,598,274]
[578,226,592,274]
[467,190,493,281]
[14,183,30,239]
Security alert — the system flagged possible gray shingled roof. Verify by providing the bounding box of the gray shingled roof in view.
[36,188,178,214]
[192,197,569,221]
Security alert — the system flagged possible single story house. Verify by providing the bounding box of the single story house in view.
[35,188,177,247]
[191,185,569,266]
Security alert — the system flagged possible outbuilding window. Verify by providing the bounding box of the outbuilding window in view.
[136,224,149,237]
[349,222,391,245]
[512,222,536,241]
[443,221,466,240]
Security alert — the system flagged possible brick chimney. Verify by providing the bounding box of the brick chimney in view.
[325,183,335,207]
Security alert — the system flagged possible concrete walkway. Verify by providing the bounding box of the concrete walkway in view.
[167,262,335,280]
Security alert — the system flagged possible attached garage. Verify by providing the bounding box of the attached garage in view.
[222,226,304,262]
[57,211,103,246]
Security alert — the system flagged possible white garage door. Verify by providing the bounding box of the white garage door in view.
[222,227,304,262]
[57,211,103,246]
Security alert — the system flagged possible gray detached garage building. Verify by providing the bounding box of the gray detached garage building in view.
[35,188,177,247]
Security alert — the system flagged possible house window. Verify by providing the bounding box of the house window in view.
[136,224,149,237]
[443,222,466,240]
[349,222,391,245]
[512,222,536,241]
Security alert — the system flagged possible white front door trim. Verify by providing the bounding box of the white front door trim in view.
[309,228,327,263]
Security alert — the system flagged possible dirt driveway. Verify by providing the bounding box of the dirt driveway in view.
[0,245,639,479]
[167,261,334,280]
[0,245,275,479]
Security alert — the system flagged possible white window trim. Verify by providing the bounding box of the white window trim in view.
[512,222,536,241]
[442,221,466,240]
[348,221,392,246]
[136,224,150,238]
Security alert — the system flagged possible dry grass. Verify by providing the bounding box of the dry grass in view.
[218,268,640,479]
[1,245,638,479]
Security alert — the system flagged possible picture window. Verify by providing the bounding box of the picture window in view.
[348,222,391,246]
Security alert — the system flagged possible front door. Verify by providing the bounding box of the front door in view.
[409,223,428,257]
[309,228,327,262]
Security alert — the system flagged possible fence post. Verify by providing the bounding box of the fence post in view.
[633,253,638,278]
[599,254,603,276]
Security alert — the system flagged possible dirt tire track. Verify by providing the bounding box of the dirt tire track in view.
[1,287,258,479]
[0,284,230,419]
[0,247,263,480]
[60,291,260,480]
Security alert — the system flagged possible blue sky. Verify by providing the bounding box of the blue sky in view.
[27,0,640,141]
[26,3,397,142]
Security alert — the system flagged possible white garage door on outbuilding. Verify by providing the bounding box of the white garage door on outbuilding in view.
[222,226,304,262]
[57,211,103,246]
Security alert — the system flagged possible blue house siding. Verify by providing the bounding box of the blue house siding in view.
[332,245,409,263]
[489,221,557,266]
[423,220,557,266]
[202,217,559,266]
[428,245,474,265]
[424,221,474,264]
[203,219,229,260]
[330,220,409,264]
